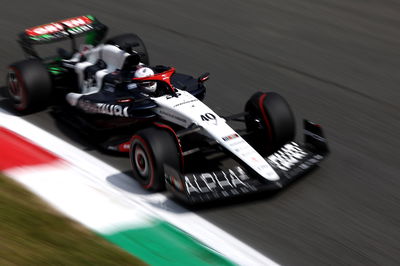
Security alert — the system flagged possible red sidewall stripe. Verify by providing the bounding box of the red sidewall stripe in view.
[153,122,184,173]
[9,67,28,111]
[258,93,273,143]
[130,135,155,189]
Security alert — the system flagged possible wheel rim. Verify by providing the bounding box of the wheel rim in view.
[7,70,22,103]
[134,145,149,178]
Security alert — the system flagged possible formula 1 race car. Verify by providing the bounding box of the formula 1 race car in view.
[6,15,329,204]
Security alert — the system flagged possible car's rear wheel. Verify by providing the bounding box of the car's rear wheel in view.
[129,127,180,191]
[245,92,295,154]
[6,59,52,113]
[106,33,150,65]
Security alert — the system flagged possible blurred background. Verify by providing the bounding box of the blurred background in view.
[1,0,400,265]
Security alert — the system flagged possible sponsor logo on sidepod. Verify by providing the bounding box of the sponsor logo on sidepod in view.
[78,100,129,117]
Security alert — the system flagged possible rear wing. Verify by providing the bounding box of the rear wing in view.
[18,15,108,58]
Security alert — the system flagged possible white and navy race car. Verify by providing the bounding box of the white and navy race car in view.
[6,15,329,203]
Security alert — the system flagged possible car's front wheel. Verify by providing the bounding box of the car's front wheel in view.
[245,91,295,154]
[129,127,180,191]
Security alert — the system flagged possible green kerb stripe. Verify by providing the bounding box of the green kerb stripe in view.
[102,220,236,266]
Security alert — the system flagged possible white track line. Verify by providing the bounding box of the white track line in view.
[0,108,280,266]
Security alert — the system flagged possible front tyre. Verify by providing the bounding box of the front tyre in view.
[245,92,295,154]
[6,60,52,113]
[129,127,180,191]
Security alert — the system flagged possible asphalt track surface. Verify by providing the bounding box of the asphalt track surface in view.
[1,1,400,265]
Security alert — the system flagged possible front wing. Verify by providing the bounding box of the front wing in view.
[165,120,329,204]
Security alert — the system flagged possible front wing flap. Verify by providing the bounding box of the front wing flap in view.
[165,120,329,204]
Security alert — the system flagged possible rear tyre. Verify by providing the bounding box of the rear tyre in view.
[106,33,150,65]
[245,92,295,154]
[6,60,52,113]
[129,127,180,191]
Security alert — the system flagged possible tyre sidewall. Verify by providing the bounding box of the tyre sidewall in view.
[6,60,52,113]
[245,92,295,152]
[129,127,180,191]
[130,135,157,190]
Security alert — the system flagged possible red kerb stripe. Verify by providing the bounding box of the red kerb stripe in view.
[0,127,59,170]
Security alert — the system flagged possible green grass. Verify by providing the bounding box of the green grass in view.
[0,174,146,266]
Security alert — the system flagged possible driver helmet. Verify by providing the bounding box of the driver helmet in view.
[134,67,157,93]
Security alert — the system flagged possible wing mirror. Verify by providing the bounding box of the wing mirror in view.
[198,72,210,82]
